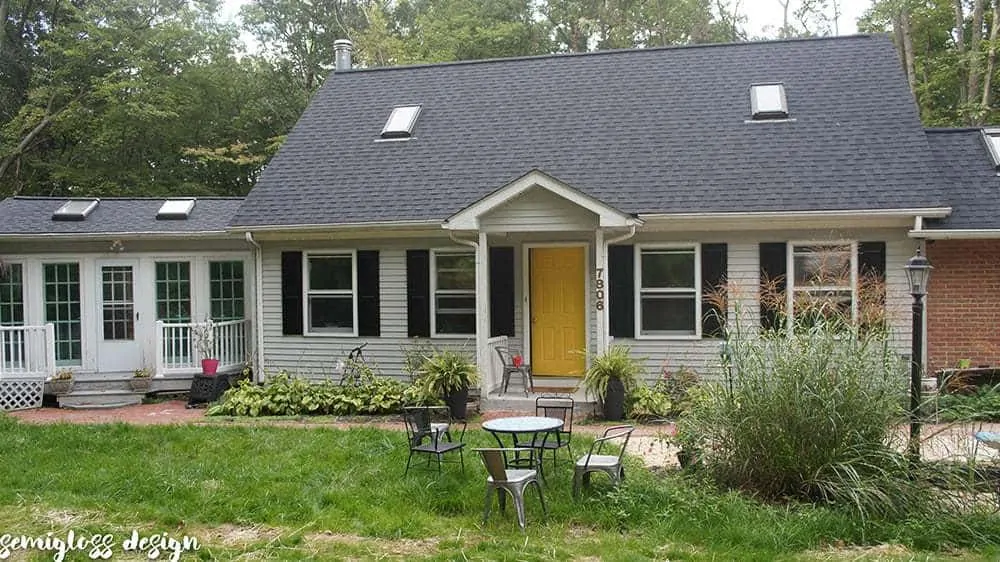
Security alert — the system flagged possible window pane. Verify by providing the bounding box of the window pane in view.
[436,295,476,313]
[436,253,475,290]
[793,290,852,328]
[640,294,696,334]
[309,295,353,332]
[0,264,24,327]
[436,312,476,335]
[210,260,245,321]
[641,250,695,289]
[43,263,82,363]
[155,262,191,322]
[309,256,352,291]
[793,245,851,287]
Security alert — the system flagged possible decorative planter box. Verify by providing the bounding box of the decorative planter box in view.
[187,373,236,407]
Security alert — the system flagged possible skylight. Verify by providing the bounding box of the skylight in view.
[982,129,1000,169]
[380,105,421,139]
[750,84,789,120]
[157,199,196,220]
[52,199,99,221]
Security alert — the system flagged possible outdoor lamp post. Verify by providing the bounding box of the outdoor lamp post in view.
[903,248,932,464]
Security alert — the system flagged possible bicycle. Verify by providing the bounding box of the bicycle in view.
[338,342,372,386]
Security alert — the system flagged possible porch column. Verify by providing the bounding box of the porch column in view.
[595,228,608,354]
[476,231,490,388]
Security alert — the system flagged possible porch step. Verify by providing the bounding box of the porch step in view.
[481,385,596,415]
[57,390,143,409]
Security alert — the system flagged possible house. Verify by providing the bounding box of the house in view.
[917,128,1000,373]
[0,34,961,405]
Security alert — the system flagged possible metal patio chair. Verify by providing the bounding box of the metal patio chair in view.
[474,448,547,532]
[402,406,466,475]
[494,347,532,396]
[529,395,575,470]
[573,425,635,498]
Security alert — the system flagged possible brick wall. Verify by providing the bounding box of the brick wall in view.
[926,239,1000,372]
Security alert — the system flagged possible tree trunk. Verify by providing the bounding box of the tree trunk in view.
[956,0,969,103]
[982,0,1000,112]
[970,0,986,104]
[898,9,917,96]
[0,0,9,48]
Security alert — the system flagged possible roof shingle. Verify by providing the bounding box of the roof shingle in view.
[232,34,948,228]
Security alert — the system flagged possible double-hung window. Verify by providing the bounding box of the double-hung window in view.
[306,252,356,335]
[636,245,700,337]
[789,243,856,328]
[432,251,476,335]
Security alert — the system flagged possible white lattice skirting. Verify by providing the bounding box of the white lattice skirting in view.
[0,379,44,411]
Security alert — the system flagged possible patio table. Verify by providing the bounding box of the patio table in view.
[482,416,563,479]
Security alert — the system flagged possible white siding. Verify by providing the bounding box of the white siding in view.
[479,188,598,233]
[612,227,916,382]
[260,239,474,380]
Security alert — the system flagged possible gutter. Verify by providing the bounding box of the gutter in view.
[0,231,238,240]
[909,228,1000,239]
[639,207,953,221]
[245,232,266,383]
[606,224,637,245]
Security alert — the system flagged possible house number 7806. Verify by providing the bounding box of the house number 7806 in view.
[595,268,605,311]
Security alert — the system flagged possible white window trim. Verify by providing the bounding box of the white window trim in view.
[634,243,702,340]
[303,251,358,337]
[786,241,858,333]
[430,248,476,338]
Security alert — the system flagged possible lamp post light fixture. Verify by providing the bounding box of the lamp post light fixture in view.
[903,248,932,465]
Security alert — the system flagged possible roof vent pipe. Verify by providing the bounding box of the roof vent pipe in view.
[334,39,353,72]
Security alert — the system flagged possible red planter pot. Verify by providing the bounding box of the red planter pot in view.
[201,358,220,375]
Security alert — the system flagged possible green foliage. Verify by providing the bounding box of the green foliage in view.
[206,372,419,417]
[627,367,700,421]
[582,344,644,400]
[677,322,934,520]
[413,349,480,396]
[939,385,1000,422]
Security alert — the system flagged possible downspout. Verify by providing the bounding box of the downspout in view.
[245,232,265,383]
[449,230,488,394]
[600,224,637,354]
[606,224,637,246]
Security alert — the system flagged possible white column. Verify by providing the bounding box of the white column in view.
[595,228,608,354]
[476,232,490,392]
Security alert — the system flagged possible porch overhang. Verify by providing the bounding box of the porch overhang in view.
[442,169,642,231]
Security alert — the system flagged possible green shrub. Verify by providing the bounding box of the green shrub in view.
[582,344,644,401]
[206,372,422,417]
[676,318,928,519]
[627,383,671,421]
[939,385,1000,422]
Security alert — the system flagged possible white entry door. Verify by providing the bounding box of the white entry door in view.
[96,261,143,373]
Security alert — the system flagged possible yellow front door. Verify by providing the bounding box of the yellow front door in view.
[530,246,586,376]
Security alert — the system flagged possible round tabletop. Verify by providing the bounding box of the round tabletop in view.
[481,416,563,433]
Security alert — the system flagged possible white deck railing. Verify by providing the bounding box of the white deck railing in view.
[155,319,249,375]
[0,324,56,379]
[485,335,508,394]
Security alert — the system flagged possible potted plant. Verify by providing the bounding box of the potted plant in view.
[49,368,74,395]
[417,349,480,419]
[130,367,152,393]
[192,318,219,375]
[582,345,644,421]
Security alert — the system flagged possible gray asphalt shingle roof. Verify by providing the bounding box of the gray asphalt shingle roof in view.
[231,34,949,228]
[924,128,1000,230]
[0,197,244,235]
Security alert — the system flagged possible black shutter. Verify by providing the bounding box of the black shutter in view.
[281,251,303,336]
[406,250,430,337]
[357,250,380,337]
[759,242,787,332]
[608,245,635,338]
[858,241,887,330]
[490,247,515,337]
[701,243,728,338]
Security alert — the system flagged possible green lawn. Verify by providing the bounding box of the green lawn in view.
[0,415,998,561]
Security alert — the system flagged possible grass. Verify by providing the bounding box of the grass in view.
[1,415,999,561]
